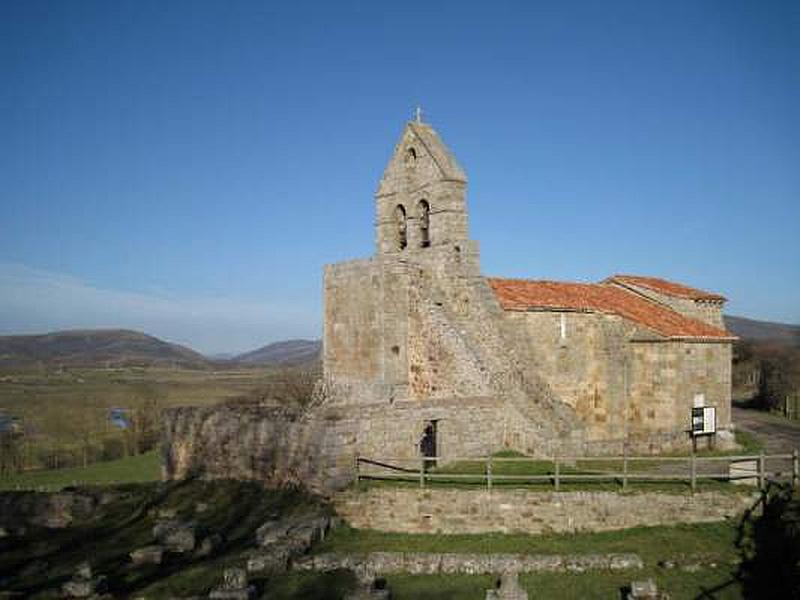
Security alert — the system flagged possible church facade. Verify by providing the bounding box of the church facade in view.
[321,119,735,460]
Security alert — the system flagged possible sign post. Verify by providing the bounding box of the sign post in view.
[691,405,716,454]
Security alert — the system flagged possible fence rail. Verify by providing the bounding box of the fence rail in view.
[355,450,800,492]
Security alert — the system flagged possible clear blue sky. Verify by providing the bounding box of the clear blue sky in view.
[1,1,798,354]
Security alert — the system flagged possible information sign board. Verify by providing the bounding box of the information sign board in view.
[691,406,716,436]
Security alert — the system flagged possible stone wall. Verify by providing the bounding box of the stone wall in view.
[333,488,755,535]
[501,309,734,453]
[162,399,506,492]
[628,340,733,451]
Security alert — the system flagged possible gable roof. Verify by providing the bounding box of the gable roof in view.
[605,275,726,302]
[376,121,467,197]
[486,278,734,341]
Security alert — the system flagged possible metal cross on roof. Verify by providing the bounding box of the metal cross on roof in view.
[414,106,423,123]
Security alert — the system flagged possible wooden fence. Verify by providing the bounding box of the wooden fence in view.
[355,450,800,492]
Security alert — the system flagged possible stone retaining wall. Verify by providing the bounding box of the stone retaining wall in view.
[334,488,755,534]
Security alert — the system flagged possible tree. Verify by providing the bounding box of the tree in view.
[0,428,23,476]
[226,365,322,409]
[126,382,165,454]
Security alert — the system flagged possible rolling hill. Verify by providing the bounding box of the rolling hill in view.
[0,329,211,369]
[232,339,321,366]
[724,315,800,346]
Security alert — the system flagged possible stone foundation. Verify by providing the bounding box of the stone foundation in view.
[295,551,644,574]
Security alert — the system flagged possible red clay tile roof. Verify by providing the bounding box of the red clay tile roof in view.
[486,278,734,341]
[605,275,726,302]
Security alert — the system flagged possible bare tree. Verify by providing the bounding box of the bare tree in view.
[227,365,322,409]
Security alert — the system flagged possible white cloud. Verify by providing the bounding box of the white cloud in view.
[0,262,320,354]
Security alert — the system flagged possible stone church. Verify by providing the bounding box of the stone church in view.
[321,118,736,460]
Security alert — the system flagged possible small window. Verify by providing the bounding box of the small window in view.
[405,147,417,167]
[395,204,407,250]
[418,199,430,248]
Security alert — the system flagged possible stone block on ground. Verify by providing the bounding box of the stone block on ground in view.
[485,572,528,600]
[153,519,196,553]
[246,545,292,574]
[343,576,391,600]
[194,533,223,559]
[61,562,107,599]
[255,519,292,547]
[208,568,256,600]
[130,545,165,566]
[627,579,665,599]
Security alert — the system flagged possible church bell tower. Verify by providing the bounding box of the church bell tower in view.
[375,117,471,258]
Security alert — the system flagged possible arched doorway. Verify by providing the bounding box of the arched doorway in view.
[419,420,438,469]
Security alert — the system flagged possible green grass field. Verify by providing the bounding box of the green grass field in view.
[317,520,740,564]
[0,450,161,491]
[316,521,747,599]
[380,568,743,599]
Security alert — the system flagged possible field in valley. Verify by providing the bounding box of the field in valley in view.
[0,365,285,471]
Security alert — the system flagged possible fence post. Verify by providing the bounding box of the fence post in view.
[793,449,798,489]
[486,453,492,492]
[622,445,629,492]
[419,458,425,489]
[758,451,765,490]
[554,454,560,492]
[690,452,696,493]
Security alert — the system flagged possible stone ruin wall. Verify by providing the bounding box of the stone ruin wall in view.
[162,405,357,494]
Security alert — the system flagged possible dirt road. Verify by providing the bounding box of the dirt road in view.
[733,406,800,454]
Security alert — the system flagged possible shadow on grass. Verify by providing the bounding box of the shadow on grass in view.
[0,479,333,599]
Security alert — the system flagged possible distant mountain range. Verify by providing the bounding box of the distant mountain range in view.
[0,316,795,369]
[0,329,321,369]
[0,329,210,369]
[724,315,800,346]
[232,339,321,366]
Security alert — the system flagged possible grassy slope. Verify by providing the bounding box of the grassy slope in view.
[0,480,341,599]
[0,451,161,491]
